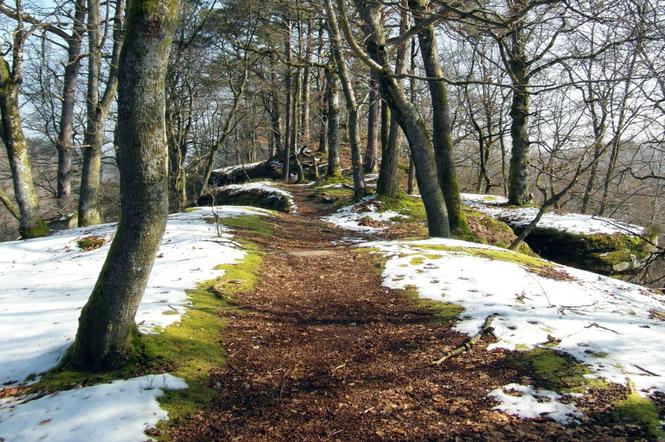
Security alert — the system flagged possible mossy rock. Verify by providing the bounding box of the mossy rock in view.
[511,226,656,276]
[197,185,293,213]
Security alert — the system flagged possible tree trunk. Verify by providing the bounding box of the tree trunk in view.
[324,0,365,196]
[0,49,47,238]
[376,5,407,199]
[67,0,178,371]
[56,0,86,205]
[352,0,450,237]
[506,21,532,206]
[300,19,312,149]
[282,18,292,182]
[79,0,125,226]
[364,73,379,173]
[326,69,342,177]
[412,0,468,234]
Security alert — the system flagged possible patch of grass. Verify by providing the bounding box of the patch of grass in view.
[77,235,106,251]
[610,393,665,440]
[410,256,426,265]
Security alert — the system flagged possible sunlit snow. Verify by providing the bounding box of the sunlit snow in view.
[365,238,665,396]
[0,374,187,442]
[0,206,265,386]
[461,193,646,236]
[323,196,405,232]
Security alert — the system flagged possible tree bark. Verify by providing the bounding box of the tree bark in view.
[411,0,468,234]
[326,68,342,177]
[324,0,365,196]
[376,4,407,199]
[0,25,48,238]
[364,73,379,173]
[79,0,125,226]
[56,0,86,205]
[350,0,450,237]
[67,0,179,371]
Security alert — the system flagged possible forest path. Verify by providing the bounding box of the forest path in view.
[169,186,628,441]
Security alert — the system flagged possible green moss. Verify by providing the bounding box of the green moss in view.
[377,192,427,223]
[515,225,654,274]
[413,243,550,270]
[214,214,274,238]
[511,348,608,393]
[145,248,262,426]
[77,235,107,251]
[23,220,49,239]
[611,393,665,440]
[410,256,426,265]
[402,285,464,324]
[313,175,352,189]
[34,242,264,439]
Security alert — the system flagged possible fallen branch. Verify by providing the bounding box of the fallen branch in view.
[432,314,496,366]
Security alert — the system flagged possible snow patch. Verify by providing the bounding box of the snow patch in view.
[323,196,405,232]
[489,383,581,425]
[0,206,265,385]
[461,193,645,236]
[0,374,187,442]
[365,238,665,395]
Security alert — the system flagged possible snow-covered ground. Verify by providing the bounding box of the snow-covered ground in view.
[0,374,187,442]
[323,196,405,232]
[461,193,646,236]
[0,206,266,440]
[0,206,263,386]
[217,181,296,212]
[364,238,665,420]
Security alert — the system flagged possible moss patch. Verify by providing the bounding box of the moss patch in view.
[377,193,427,223]
[214,214,274,238]
[510,348,607,393]
[145,246,262,429]
[77,235,107,251]
[610,393,665,440]
[412,243,550,271]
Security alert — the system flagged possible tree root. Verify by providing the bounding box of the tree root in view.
[432,314,496,366]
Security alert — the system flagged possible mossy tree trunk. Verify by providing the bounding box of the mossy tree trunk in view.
[0,19,48,238]
[350,0,450,237]
[326,68,342,177]
[324,0,365,196]
[79,0,125,226]
[363,73,379,173]
[67,0,179,371]
[376,4,408,199]
[411,0,468,235]
[503,4,532,207]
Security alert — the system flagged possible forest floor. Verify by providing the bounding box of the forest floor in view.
[169,185,649,441]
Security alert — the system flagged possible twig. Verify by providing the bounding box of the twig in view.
[585,322,620,334]
[633,364,660,377]
[432,314,496,365]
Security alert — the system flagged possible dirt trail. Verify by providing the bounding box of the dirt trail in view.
[170,186,641,441]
